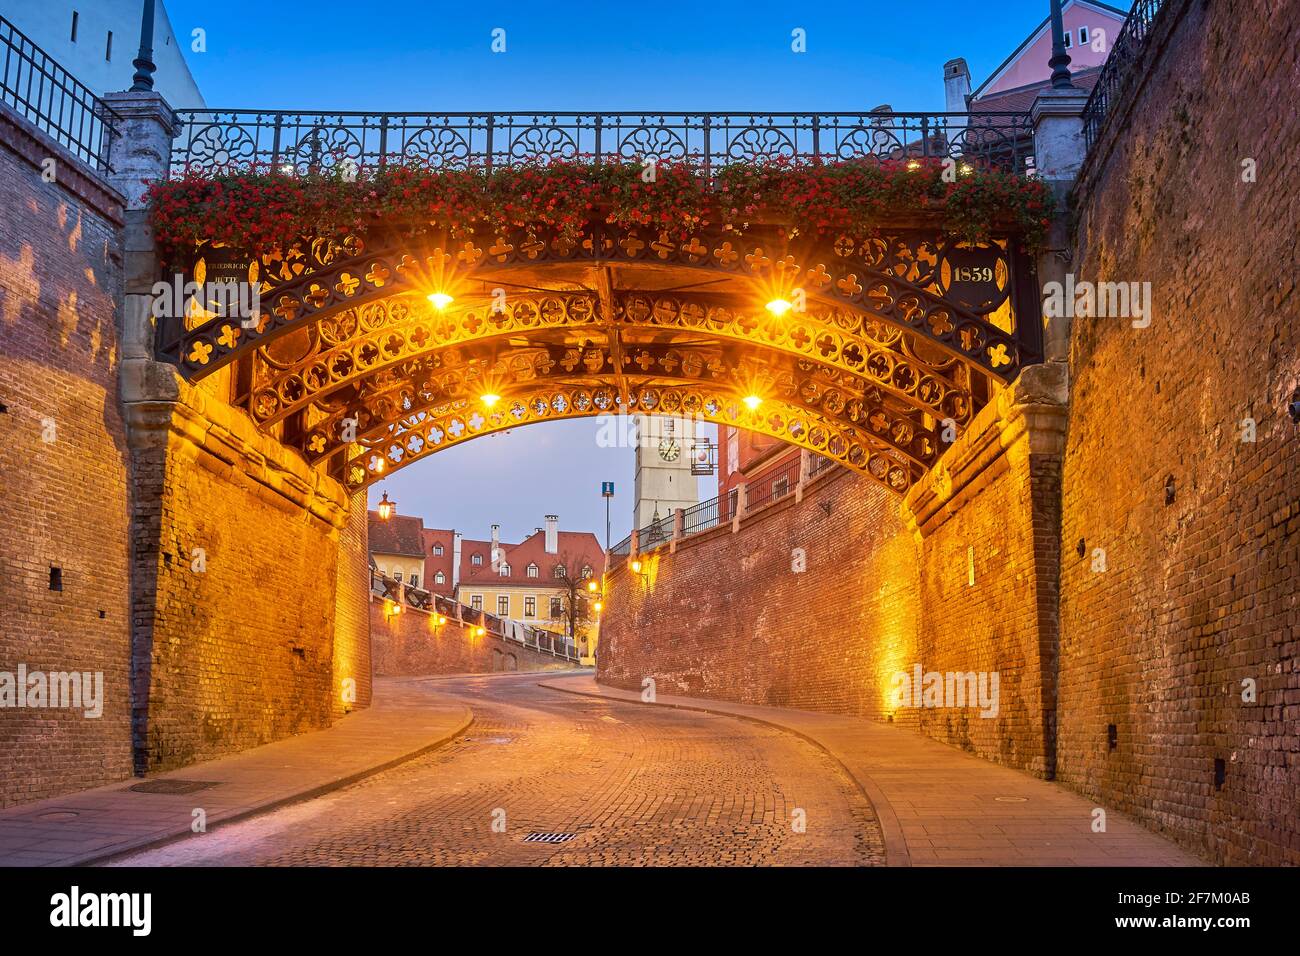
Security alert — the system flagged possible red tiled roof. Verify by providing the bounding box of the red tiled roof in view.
[367,512,426,558]
[971,66,1102,113]
[459,530,603,587]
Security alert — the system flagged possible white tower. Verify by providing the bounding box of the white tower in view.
[633,415,700,532]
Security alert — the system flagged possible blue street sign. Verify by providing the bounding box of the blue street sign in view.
[601,481,615,497]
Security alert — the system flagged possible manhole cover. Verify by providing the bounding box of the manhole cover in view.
[128,779,220,795]
[523,832,576,844]
[994,796,1029,803]
[36,811,80,822]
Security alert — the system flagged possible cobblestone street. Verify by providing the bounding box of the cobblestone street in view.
[110,674,885,866]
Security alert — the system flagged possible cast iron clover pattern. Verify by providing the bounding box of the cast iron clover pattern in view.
[294,340,941,472]
[170,111,1036,177]
[243,291,973,432]
[340,381,918,497]
[162,224,1037,385]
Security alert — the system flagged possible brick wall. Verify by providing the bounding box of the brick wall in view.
[1059,0,1300,864]
[333,492,373,717]
[372,598,577,675]
[0,106,132,807]
[599,469,926,721]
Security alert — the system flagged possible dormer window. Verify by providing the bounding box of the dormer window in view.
[499,562,511,577]
[527,563,539,578]
[434,571,446,584]
[554,564,567,579]
[1079,27,1089,45]
[580,565,593,579]
[433,544,443,556]
[472,553,483,566]
[1063,31,1073,48]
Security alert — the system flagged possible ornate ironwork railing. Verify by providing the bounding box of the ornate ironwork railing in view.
[682,497,720,536]
[0,14,119,171]
[1082,0,1168,149]
[170,110,1037,177]
[745,455,802,511]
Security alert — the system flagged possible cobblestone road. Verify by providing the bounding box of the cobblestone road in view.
[111,674,885,866]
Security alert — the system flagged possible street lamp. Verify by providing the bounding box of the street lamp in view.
[130,0,157,93]
[377,491,396,521]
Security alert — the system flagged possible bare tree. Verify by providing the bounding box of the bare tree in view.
[547,550,599,651]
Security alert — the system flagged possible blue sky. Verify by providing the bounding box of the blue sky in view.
[162,0,1090,545]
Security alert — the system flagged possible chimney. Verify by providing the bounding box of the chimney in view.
[490,524,501,570]
[452,533,462,590]
[944,58,971,112]
[544,515,559,554]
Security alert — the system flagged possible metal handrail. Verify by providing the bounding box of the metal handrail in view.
[1081,0,1168,150]
[0,14,119,171]
[169,109,1036,178]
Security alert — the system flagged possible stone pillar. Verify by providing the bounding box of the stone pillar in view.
[731,482,747,532]
[669,507,685,554]
[1030,87,1090,364]
[795,449,811,503]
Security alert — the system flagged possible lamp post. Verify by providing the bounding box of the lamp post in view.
[130,0,158,93]
[1047,0,1076,90]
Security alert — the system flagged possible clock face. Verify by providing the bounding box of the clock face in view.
[658,438,681,462]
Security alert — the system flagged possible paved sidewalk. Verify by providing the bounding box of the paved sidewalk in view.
[0,679,472,867]
[540,675,1204,867]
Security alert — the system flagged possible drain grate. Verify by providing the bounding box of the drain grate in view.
[523,832,576,844]
[128,779,220,795]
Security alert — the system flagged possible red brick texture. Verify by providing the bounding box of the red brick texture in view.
[333,492,373,717]
[1058,0,1300,864]
[371,599,577,675]
[0,107,132,807]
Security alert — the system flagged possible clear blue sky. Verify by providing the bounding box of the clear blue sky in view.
[162,0,1096,545]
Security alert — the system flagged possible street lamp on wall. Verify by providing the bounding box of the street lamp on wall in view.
[377,491,396,521]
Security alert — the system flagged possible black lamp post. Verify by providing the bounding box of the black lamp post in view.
[130,0,157,92]
[1047,0,1075,90]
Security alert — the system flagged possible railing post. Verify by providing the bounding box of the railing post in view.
[731,481,747,533]
[629,529,639,559]
[670,507,685,554]
[796,449,810,503]
[702,114,712,179]
[594,112,603,164]
[270,113,283,170]
[811,114,821,161]
[485,114,495,174]
[378,114,389,167]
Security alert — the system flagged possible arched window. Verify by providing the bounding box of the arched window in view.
[554,564,567,579]
[499,562,511,577]
[434,571,446,585]
[433,544,444,556]
[471,553,483,566]
[526,563,539,578]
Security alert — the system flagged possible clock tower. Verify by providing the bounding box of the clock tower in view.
[633,415,700,532]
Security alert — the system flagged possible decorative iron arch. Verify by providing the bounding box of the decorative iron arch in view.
[342,380,919,496]
[160,221,1041,386]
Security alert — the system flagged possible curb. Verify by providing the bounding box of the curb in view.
[539,679,911,867]
[68,706,475,868]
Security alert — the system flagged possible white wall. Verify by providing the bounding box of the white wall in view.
[4,0,205,108]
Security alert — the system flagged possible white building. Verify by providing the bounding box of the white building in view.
[3,1,204,107]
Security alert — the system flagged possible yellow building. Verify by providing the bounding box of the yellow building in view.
[367,511,427,589]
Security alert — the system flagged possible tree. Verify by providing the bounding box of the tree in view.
[547,550,600,650]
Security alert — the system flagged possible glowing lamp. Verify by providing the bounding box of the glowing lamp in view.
[436,615,447,625]
[480,393,501,408]
[765,298,793,317]
[474,626,486,638]
[630,559,642,574]
[593,601,604,613]
[906,160,921,170]
[427,292,454,310]
[743,395,763,410]
[377,491,396,521]
[586,580,599,593]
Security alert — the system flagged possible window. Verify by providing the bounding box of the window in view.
[70,12,79,42]
[1079,27,1089,45]
[550,596,563,618]
[497,595,509,616]
[105,31,113,61]
[580,565,592,579]
[393,571,403,582]
[1063,31,1072,48]
[526,563,539,578]
[409,575,419,588]
[554,564,567,579]
[471,595,483,611]
[472,553,483,566]
[499,562,511,577]
[434,571,446,585]
[433,544,443,556]
[525,597,536,617]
